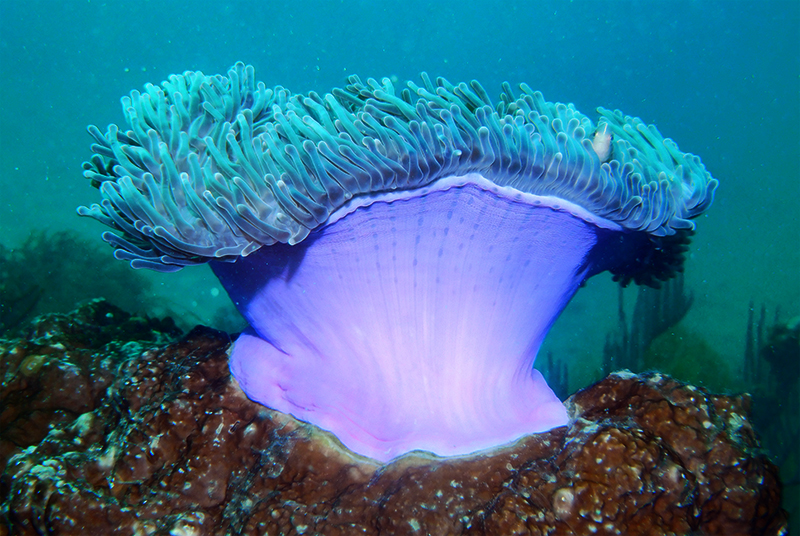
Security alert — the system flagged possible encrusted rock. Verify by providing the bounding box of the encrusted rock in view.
[0,302,788,535]
[0,299,180,476]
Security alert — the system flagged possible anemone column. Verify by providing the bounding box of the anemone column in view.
[212,175,639,461]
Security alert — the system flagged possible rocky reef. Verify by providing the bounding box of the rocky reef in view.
[0,300,788,535]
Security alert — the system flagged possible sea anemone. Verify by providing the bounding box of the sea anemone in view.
[79,63,717,461]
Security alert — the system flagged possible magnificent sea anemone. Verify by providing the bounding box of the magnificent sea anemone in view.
[79,63,717,462]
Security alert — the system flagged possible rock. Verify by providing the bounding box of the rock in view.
[0,301,788,535]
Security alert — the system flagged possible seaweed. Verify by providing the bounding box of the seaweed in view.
[744,306,799,520]
[0,230,153,337]
[538,350,569,401]
[602,272,693,375]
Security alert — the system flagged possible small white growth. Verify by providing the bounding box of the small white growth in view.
[168,512,205,536]
[592,123,612,162]
[552,487,575,520]
[728,413,746,432]
[72,412,94,437]
[98,446,118,470]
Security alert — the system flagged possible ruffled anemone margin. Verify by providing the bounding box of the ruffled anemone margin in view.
[79,63,717,462]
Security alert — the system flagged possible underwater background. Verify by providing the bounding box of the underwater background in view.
[1,0,798,522]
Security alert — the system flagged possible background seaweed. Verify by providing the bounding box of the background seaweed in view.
[744,307,800,525]
[0,230,154,337]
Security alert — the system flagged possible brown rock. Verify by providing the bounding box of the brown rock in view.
[0,301,788,535]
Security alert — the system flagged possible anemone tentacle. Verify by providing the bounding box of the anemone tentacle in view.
[79,62,718,274]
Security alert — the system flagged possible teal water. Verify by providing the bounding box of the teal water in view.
[1,0,798,517]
